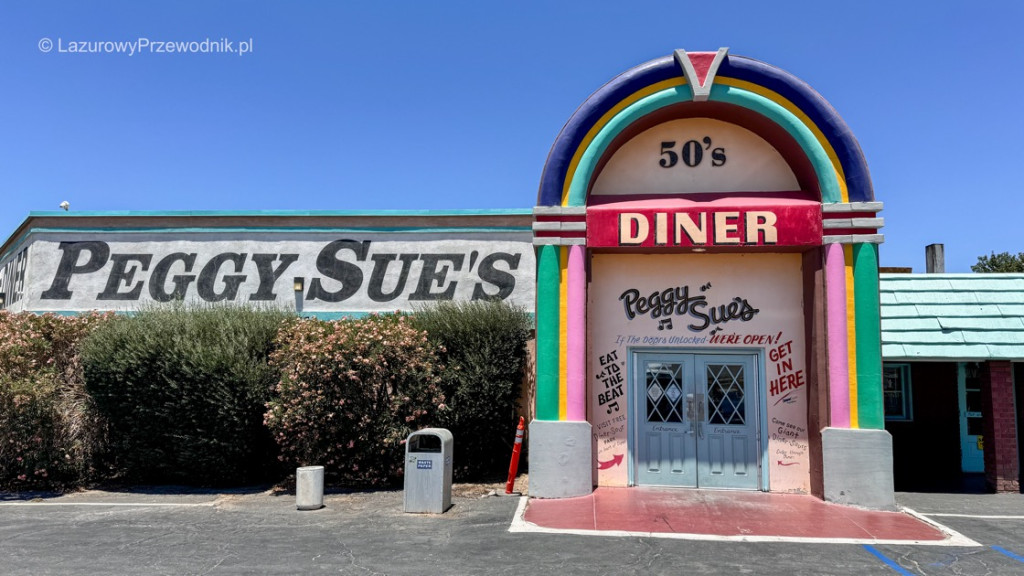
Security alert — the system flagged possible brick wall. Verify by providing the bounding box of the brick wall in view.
[982,361,1020,492]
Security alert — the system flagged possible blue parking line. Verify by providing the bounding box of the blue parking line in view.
[863,545,915,576]
[992,546,1024,563]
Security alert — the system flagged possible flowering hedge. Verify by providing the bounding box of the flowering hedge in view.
[0,311,111,490]
[410,301,531,481]
[2,302,528,491]
[265,314,444,486]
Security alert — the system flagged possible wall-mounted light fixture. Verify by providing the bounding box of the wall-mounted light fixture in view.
[293,277,304,293]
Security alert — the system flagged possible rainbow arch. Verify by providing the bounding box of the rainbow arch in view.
[537,52,873,207]
[533,50,883,431]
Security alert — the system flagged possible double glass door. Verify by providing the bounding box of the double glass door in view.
[633,352,760,490]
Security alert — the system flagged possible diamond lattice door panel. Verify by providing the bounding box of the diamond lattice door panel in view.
[706,363,746,425]
[646,362,685,423]
[633,353,760,490]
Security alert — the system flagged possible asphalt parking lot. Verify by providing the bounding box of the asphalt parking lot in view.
[2,487,1023,575]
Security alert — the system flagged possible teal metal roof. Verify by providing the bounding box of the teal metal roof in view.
[880,273,1024,360]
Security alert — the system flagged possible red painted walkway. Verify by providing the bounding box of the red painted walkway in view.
[521,487,954,543]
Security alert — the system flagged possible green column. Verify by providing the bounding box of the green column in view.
[535,244,561,421]
[853,242,883,429]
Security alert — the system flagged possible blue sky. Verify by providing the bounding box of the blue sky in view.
[2,1,1020,272]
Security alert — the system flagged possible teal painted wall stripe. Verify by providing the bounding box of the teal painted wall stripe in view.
[565,84,841,206]
[1,226,531,264]
[25,309,538,321]
[18,226,532,235]
[853,243,884,429]
[27,208,534,218]
[535,244,561,421]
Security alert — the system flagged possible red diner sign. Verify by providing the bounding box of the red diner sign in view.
[586,202,822,248]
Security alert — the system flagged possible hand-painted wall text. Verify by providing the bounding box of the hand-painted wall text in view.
[658,137,726,168]
[768,340,805,399]
[595,350,624,414]
[0,248,28,309]
[20,234,535,313]
[618,283,758,332]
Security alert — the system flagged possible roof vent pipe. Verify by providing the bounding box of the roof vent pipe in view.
[926,244,945,273]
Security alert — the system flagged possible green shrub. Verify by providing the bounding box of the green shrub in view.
[265,314,444,486]
[0,311,111,490]
[410,300,531,481]
[81,304,292,485]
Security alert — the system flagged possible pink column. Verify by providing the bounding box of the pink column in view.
[825,243,851,428]
[566,244,587,421]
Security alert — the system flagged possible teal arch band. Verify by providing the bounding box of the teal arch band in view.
[535,244,561,420]
[853,242,883,429]
[565,84,842,206]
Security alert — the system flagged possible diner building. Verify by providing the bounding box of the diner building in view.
[2,49,1019,509]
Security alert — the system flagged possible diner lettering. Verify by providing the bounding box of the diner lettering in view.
[619,210,778,246]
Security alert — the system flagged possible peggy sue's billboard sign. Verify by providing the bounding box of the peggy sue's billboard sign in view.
[586,203,822,249]
[9,232,535,313]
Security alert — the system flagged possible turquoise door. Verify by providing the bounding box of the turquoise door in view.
[633,352,760,490]
[958,363,985,473]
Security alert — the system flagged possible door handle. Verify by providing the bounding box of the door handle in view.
[697,394,705,439]
[686,394,695,435]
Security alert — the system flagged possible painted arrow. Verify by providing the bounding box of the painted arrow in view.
[598,454,624,470]
[773,393,796,406]
[777,460,799,467]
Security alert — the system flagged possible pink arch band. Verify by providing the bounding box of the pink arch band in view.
[825,243,851,428]
[567,244,587,421]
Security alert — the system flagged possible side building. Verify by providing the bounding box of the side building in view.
[0,210,535,317]
[881,272,1022,494]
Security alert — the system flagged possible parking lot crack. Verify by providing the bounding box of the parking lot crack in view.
[336,538,384,575]
[951,548,995,576]
[119,531,174,551]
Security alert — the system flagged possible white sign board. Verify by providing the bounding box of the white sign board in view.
[11,231,536,314]
[590,118,799,196]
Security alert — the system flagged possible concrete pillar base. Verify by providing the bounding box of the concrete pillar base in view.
[528,420,593,499]
[822,427,895,510]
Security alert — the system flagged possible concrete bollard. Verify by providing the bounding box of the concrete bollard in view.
[296,465,324,510]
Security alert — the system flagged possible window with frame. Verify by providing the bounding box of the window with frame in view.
[882,363,913,421]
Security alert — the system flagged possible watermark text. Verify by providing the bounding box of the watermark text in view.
[38,37,254,56]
